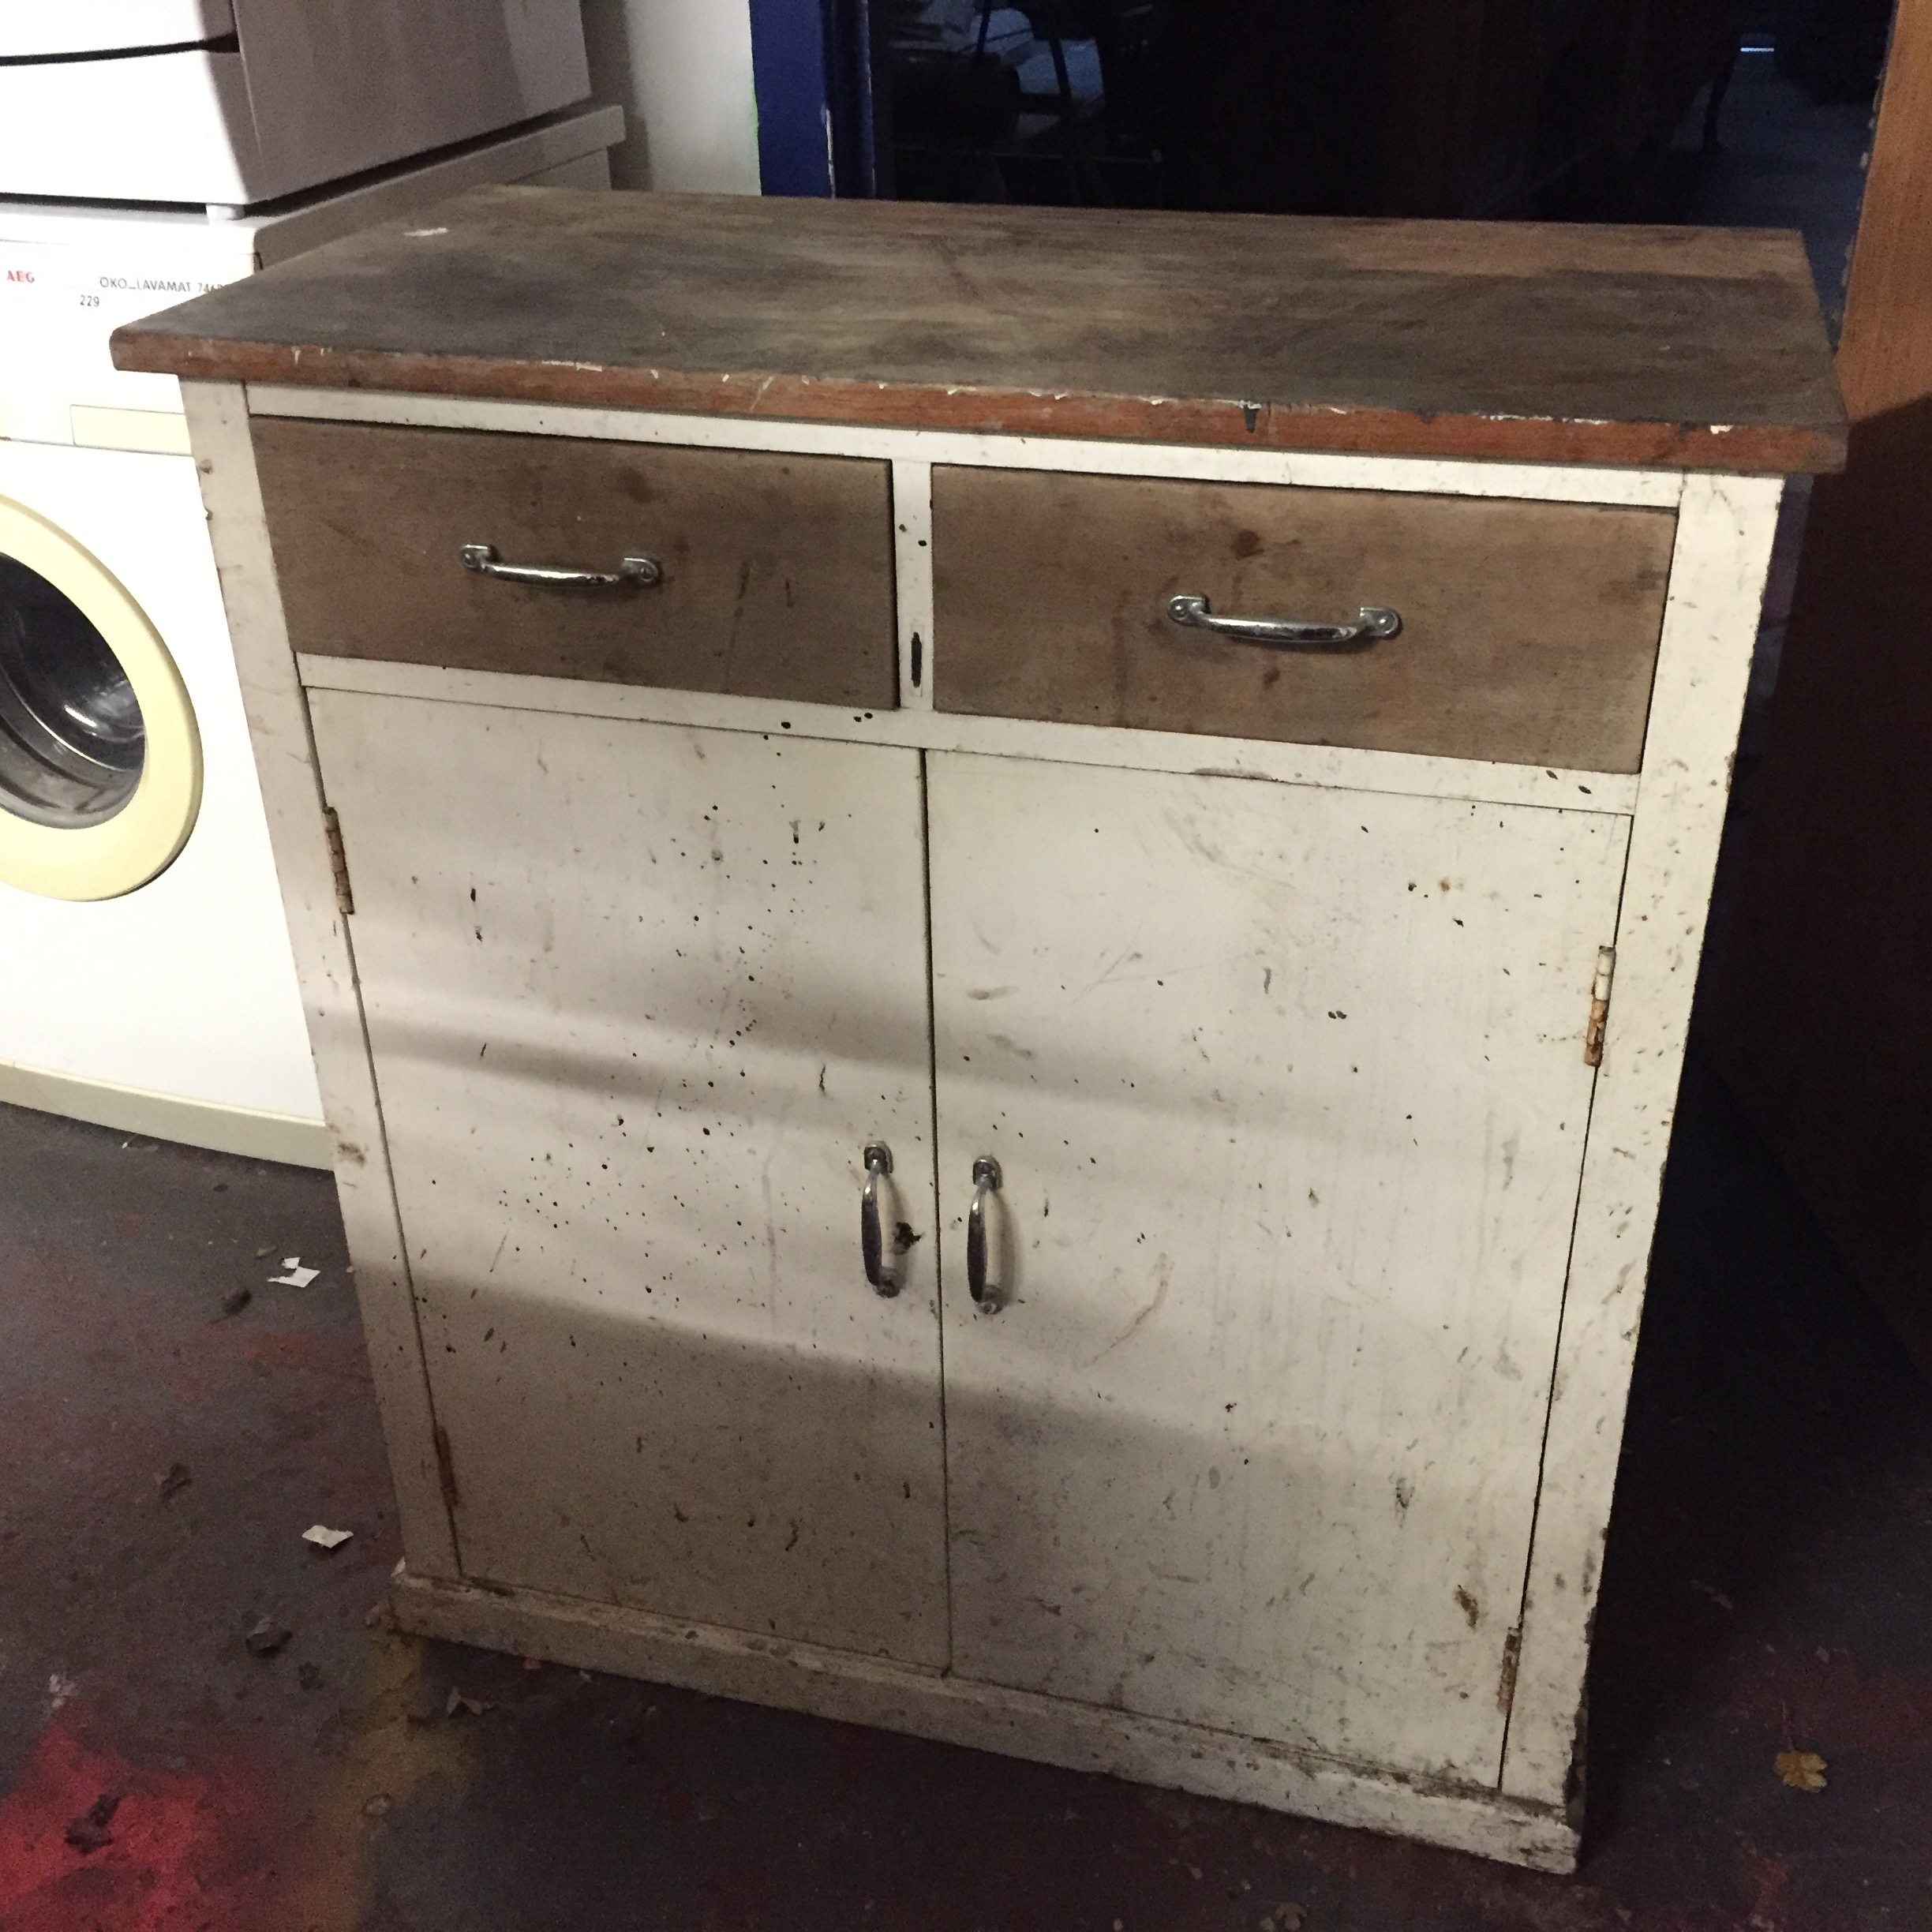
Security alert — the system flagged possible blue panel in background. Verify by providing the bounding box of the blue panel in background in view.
[747,0,833,196]
[749,0,881,197]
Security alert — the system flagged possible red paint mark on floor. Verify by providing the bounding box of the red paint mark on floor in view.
[0,1713,275,1932]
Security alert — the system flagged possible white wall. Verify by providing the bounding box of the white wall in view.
[580,0,762,193]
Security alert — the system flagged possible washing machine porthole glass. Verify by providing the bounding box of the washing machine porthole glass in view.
[0,550,147,829]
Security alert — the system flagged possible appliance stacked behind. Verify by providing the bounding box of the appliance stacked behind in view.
[0,6,619,1162]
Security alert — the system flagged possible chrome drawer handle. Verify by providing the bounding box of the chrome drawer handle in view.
[861,1143,902,1297]
[461,541,663,589]
[1166,592,1401,649]
[966,1156,1004,1311]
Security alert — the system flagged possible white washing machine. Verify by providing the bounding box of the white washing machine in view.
[0,108,622,1166]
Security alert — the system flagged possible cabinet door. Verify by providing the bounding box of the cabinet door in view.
[929,752,1628,1779]
[311,693,946,1665]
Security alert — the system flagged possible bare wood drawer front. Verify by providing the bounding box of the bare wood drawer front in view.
[932,469,1678,772]
[253,417,898,708]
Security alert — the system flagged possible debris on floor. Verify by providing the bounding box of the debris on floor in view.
[62,1792,121,1854]
[155,1462,191,1500]
[301,1524,353,1551]
[219,1286,253,1319]
[1775,1749,1829,1792]
[245,1616,292,1658]
[269,1256,320,1288]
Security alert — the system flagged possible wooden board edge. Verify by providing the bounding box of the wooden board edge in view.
[179,378,462,1582]
[390,1570,1579,1874]
[1500,473,1786,1807]
[114,333,1847,475]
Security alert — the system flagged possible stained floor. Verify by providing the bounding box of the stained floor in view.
[1,1047,1928,1932]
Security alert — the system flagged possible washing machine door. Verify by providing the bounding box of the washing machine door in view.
[0,492,201,901]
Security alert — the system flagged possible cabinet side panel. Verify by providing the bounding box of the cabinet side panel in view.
[309,697,949,1664]
[181,379,459,1579]
[1501,473,1783,1806]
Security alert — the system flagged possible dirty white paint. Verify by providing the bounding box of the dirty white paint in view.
[181,380,459,1581]
[891,459,936,712]
[294,655,1640,819]
[1500,472,1785,1806]
[306,691,949,1661]
[929,752,1627,1782]
[391,1567,1578,1871]
[189,361,1798,1868]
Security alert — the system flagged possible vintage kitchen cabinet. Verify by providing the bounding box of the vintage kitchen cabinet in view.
[112,189,1844,1869]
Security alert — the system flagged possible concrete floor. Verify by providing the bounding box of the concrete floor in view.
[2,1049,1928,1932]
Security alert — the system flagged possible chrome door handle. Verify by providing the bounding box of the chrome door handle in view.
[1166,592,1401,649]
[461,542,663,589]
[861,1143,901,1297]
[966,1156,1004,1311]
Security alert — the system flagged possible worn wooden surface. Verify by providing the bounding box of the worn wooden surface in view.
[114,188,1845,472]
[1705,0,1932,1381]
[928,751,1627,1783]
[253,417,897,707]
[933,469,1676,770]
[309,691,949,1661]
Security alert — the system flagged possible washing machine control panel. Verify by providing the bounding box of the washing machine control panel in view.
[0,239,252,446]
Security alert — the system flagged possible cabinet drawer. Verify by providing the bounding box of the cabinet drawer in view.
[932,469,1677,772]
[253,418,897,708]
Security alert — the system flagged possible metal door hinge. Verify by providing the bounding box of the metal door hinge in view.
[1497,1625,1523,1714]
[323,807,354,918]
[1583,945,1616,1066]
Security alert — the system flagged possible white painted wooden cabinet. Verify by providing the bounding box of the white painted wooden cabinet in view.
[119,188,1843,1869]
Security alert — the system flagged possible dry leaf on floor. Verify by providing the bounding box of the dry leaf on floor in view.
[1775,1749,1828,1792]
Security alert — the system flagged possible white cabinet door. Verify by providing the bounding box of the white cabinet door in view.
[928,752,1628,1780]
[311,693,946,1665]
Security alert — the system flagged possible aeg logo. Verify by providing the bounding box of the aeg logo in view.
[4,269,33,283]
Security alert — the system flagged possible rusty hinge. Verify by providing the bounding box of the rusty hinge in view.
[1497,1624,1524,1714]
[1582,945,1616,1066]
[322,806,354,917]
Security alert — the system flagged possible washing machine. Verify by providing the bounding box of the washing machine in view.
[0,107,623,1165]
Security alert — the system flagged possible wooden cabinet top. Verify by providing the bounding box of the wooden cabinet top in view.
[112,187,1844,474]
